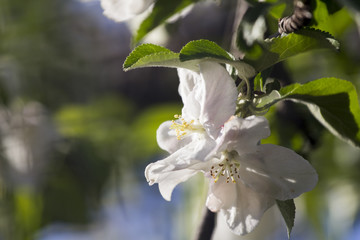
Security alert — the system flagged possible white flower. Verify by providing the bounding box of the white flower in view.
[100,0,155,22]
[145,62,238,201]
[145,62,318,236]
[205,116,318,235]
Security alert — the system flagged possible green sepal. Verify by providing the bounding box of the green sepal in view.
[277,199,296,239]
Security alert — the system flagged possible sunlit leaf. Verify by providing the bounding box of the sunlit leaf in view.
[123,43,198,72]
[179,39,256,78]
[271,78,360,147]
[311,1,353,37]
[179,39,233,62]
[124,40,256,77]
[244,28,339,72]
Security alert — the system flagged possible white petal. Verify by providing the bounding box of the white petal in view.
[216,116,270,154]
[177,68,196,99]
[156,121,191,153]
[101,0,154,22]
[146,137,215,201]
[145,160,199,201]
[198,62,237,137]
[206,178,275,235]
[177,68,202,120]
[238,144,318,200]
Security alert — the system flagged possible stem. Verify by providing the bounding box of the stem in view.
[237,76,251,101]
[249,102,271,115]
[194,208,216,240]
[243,76,251,100]
[237,79,245,92]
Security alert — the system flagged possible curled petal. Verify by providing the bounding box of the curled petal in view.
[145,161,199,201]
[238,144,318,201]
[177,68,201,120]
[177,68,197,100]
[146,138,215,201]
[206,178,275,235]
[198,62,237,138]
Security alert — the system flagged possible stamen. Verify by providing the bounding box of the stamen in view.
[169,114,202,140]
[210,151,240,184]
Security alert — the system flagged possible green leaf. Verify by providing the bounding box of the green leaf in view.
[124,40,256,78]
[124,44,172,68]
[179,39,256,78]
[133,0,196,44]
[276,199,296,239]
[317,0,342,15]
[179,39,233,62]
[311,1,353,37]
[278,78,360,147]
[244,28,340,72]
[123,43,198,72]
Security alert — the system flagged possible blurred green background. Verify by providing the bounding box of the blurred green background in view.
[0,0,359,240]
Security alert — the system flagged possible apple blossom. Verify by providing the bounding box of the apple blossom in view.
[205,116,318,235]
[145,61,238,201]
[144,60,318,236]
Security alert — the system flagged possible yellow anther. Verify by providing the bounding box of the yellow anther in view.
[169,114,199,140]
[210,151,241,184]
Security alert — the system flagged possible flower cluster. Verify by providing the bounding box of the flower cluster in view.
[145,62,318,235]
[100,0,155,22]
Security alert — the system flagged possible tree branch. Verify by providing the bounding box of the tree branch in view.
[194,208,216,240]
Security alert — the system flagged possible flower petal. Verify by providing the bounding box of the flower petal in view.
[206,177,275,235]
[146,137,215,201]
[177,68,202,121]
[238,144,318,200]
[215,116,270,154]
[198,62,238,137]
[156,120,191,153]
[145,160,199,201]
[101,0,154,22]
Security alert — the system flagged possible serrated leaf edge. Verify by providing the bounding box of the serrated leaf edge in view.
[179,39,234,62]
[123,43,174,70]
[265,27,336,42]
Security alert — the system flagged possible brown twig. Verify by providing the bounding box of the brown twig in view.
[194,208,216,240]
[278,0,312,34]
